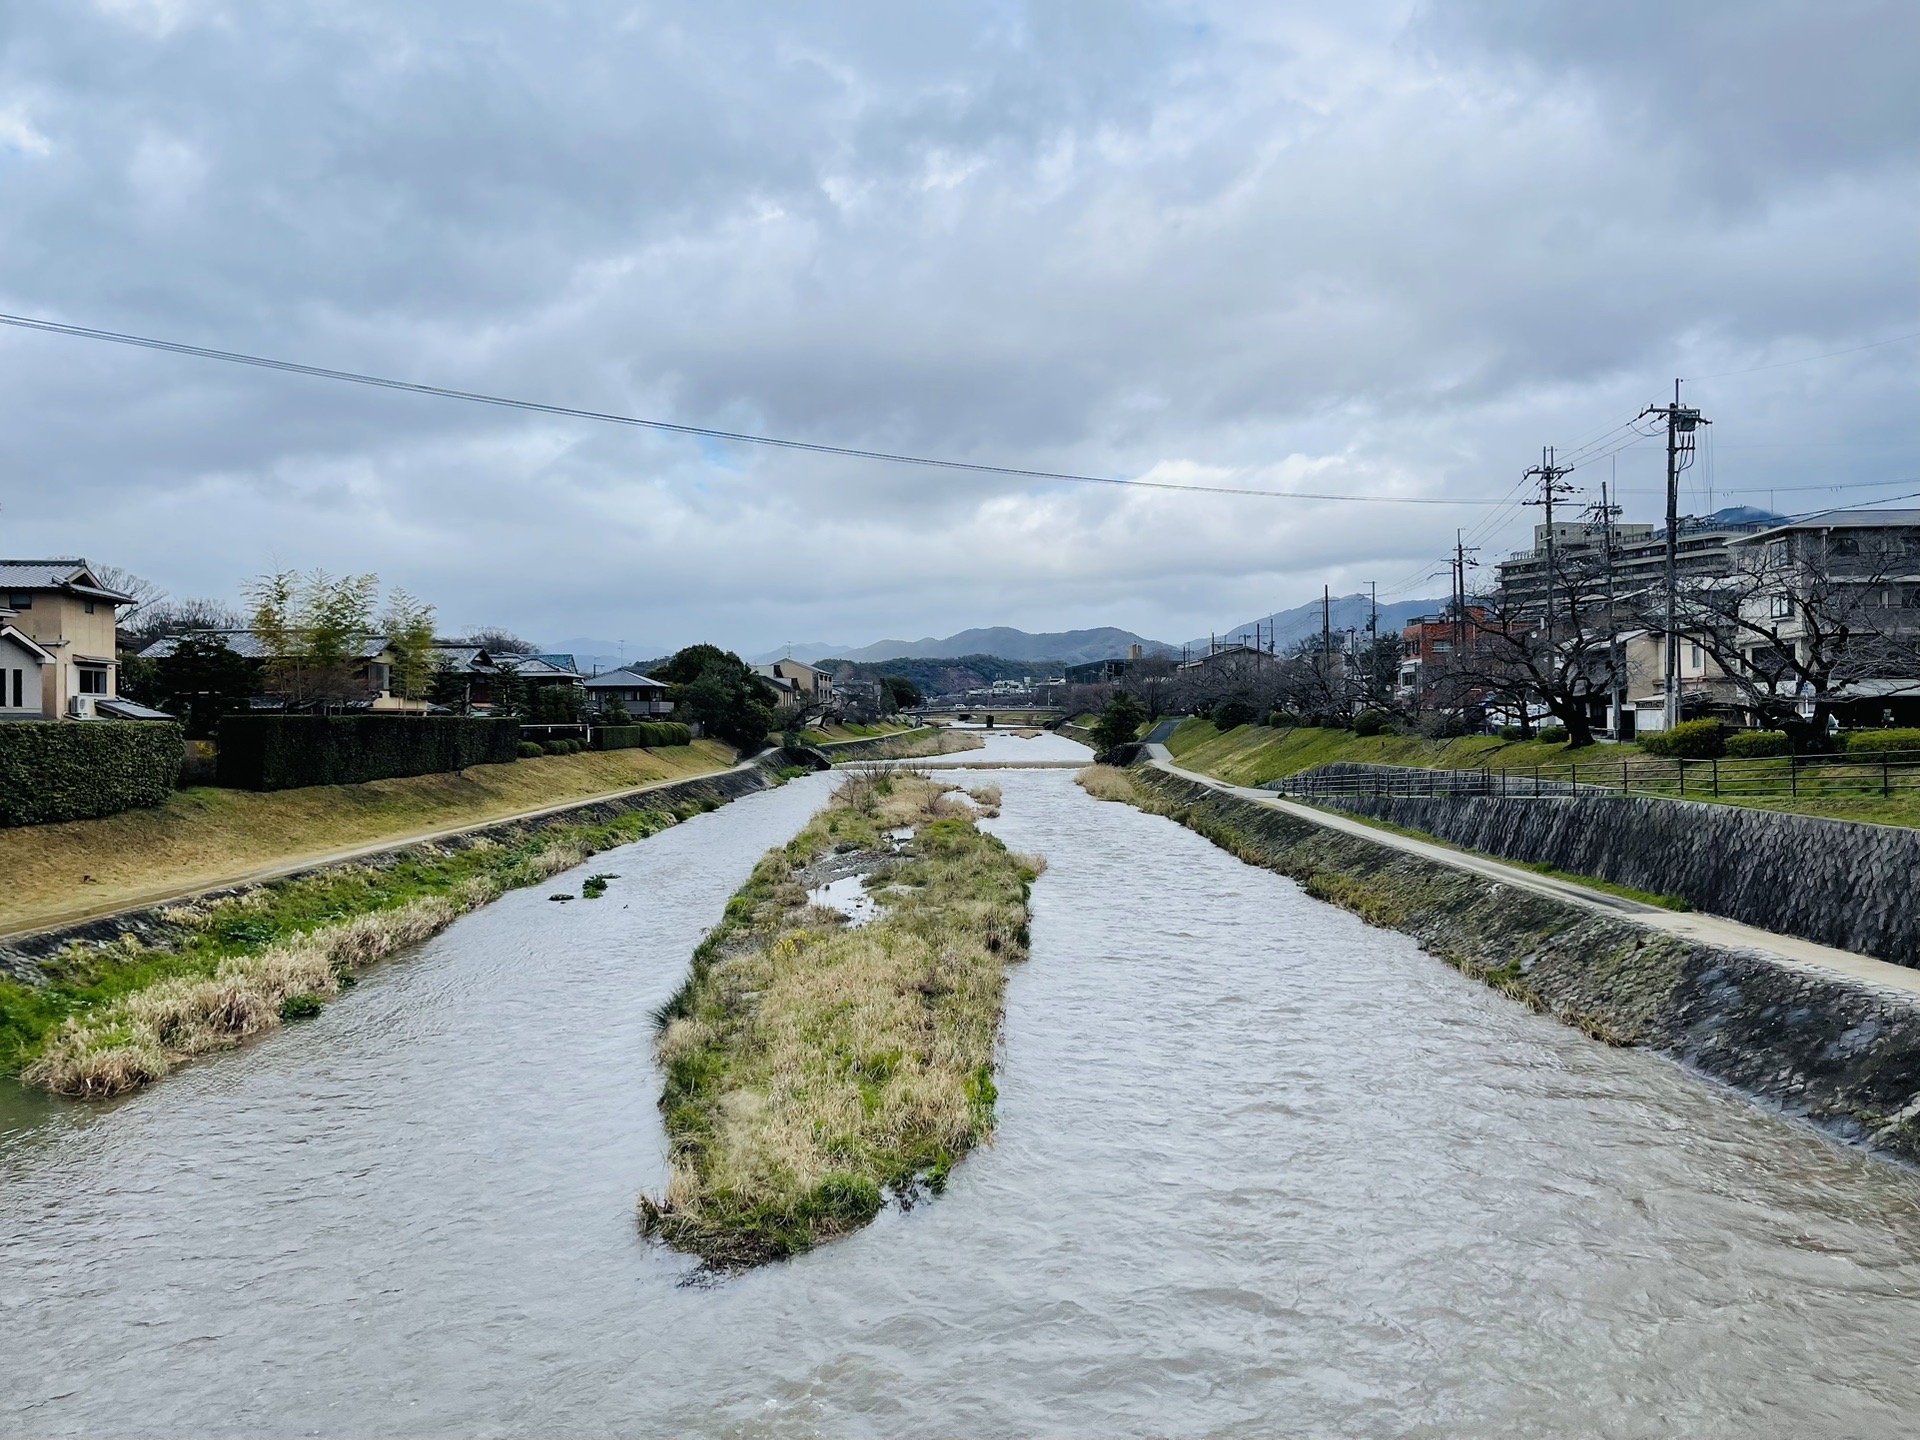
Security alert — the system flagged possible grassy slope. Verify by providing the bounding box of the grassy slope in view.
[641,772,1040,1266]
[1164,719,1920,827]
[5,792,728,1092]
[0,740,736,933]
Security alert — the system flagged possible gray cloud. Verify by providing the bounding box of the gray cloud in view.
[1,0,1915,651]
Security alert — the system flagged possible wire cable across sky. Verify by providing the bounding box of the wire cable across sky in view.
[0,311,1516,507]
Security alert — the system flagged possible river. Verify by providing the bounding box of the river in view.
[5,734,1920,1437]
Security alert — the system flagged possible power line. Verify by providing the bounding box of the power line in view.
[0,310,1514,507]
[1691,329,1920,381]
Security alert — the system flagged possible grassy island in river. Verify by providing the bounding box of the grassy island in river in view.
[641,769,1042,1267]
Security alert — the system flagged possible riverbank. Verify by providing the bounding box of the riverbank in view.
[639,769,1043,1266]
[1087,763,1920,1165]
[4,754,799,1097]
[1168,718,1920,827]
[0,739,739,937]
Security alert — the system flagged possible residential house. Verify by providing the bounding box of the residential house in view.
[1614,628,1736,737]
[583,667,675,717]
[140,629,426,711]
[0,559,140,719]
[432,646,586,715]
[754,658,835,716]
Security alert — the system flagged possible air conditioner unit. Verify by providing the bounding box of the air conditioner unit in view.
[68,694,93,719]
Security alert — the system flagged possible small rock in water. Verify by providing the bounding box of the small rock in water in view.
[549,893,575,903]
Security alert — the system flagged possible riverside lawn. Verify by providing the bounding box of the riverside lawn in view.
[7,794,736,1097]
[640,768,1043,1267]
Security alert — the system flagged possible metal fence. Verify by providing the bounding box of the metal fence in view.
[1263,750,1920,804]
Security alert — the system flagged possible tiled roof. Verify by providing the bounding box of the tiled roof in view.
[583,667,670,689]
[140,629,391,661]
[0,558,136,604]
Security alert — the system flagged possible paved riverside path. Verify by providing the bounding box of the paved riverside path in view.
[1147,747,1920,1002]
[0,755,766,944]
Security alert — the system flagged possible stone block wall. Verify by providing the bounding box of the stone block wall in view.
[1321,788,1920,967]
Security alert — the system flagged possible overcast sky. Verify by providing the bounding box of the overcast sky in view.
[3,0,1916,655]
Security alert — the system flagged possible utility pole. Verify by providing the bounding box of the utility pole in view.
[1639,382,1708,731]
[1322,585,1333,697]
[1522,446,1578,638]
[1588,481,1624,738]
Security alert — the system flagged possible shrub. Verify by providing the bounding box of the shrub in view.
[594,722,694,751]
[1844,728,1920,755]
[279,993,324,1021]
[517,740,544,759]
[1498,724,1526,741]
[1267,710,1299,728]
[1089,693,1148,754]
[1725,730,1792,758]
[1639,718,1725,759]
[1213,699,1258,731]
[1421,712,1469,739]
[1351,709,1390,737]
[216,715,519,791]
[1537,724,1569,745]
[0,719,184,826]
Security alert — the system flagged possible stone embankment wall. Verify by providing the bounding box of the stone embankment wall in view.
[1131,768,1920,1165]
[1309,786,1920,968]
[0,752,814,982]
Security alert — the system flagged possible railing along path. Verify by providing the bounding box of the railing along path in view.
[1262,748,1920,804]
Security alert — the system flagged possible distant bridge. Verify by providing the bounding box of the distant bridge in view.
[908,704,1068,724]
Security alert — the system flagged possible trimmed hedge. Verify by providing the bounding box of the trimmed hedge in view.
[595,722,693,751]
[1638,718,1725,759]
[216,715,520,791]
[1845,728,1920,755]
[1725,730,1792,758]
[0,720,183,827]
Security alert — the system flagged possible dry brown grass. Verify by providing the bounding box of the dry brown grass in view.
[23,879,497,1096]
[639,772,1043,1265]
[0,740,736,934]
[1075,764,1141,803]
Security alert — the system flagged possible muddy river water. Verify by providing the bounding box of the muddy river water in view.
[6,734,1920,1436]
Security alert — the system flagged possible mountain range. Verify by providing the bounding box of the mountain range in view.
[1183,593,1446,657]
[759,627,1180,667]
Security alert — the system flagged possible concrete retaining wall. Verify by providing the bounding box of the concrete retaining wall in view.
[1313,789,1920,969]
[1132,768,1920,1166]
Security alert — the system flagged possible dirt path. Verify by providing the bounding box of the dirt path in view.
[1148,749,1920,1001]
[1,753,756,942]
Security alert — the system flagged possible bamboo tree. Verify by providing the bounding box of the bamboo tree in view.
[380,587,438,703]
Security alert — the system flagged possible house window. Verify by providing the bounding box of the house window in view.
[84,600,96,614]
[78,667,108,695]
[1769,594,1792,618]
[9,670,19,708]
[1690,643,1703,671]
[7,594,30,610]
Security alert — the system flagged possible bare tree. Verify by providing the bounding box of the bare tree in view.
[91,565,165,629]
[1444,554,1621,747]
[454,628,537,655]
[121,595,246,649]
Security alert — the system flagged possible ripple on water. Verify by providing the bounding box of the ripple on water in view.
[5,746,1920,1437]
